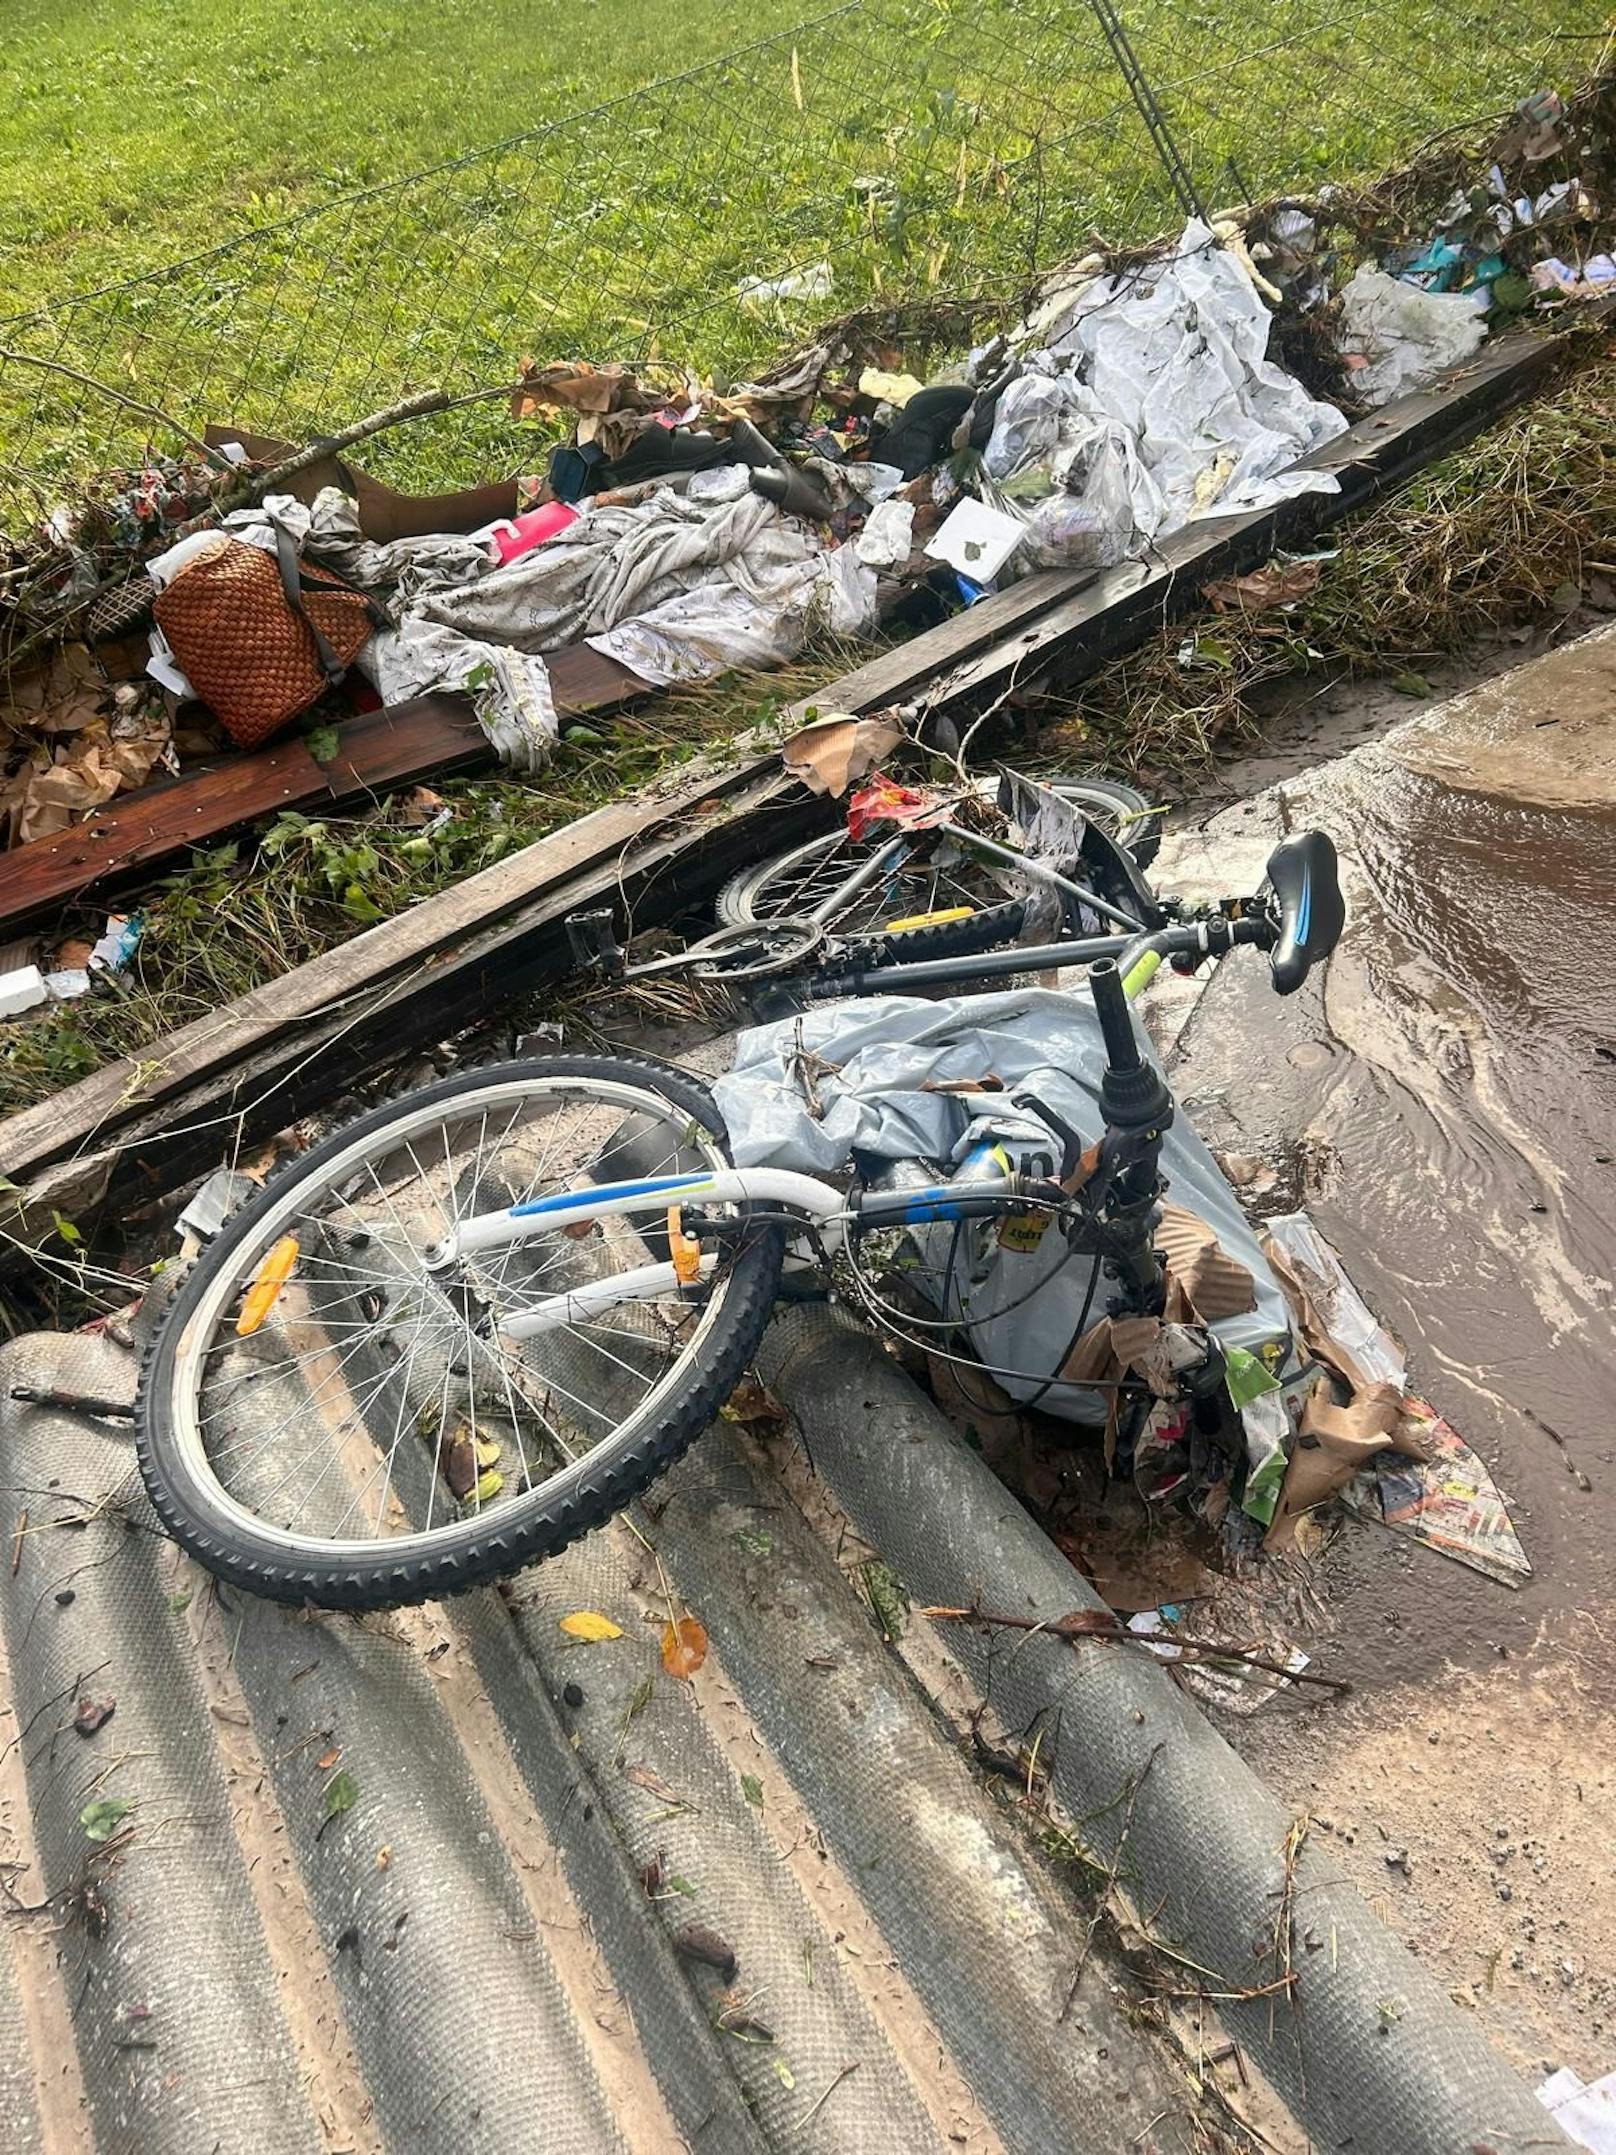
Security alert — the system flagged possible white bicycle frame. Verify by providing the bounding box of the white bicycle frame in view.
[428,1167,851,1341]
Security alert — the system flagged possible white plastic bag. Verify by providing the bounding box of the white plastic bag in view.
[1335,265,1487,406]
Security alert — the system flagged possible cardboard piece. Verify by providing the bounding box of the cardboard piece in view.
[1264,1379,1406,1549]
[781,712,907,798]
[203,425,520,539]
[1156,1200,1258,1323]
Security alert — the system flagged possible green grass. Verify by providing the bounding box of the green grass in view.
[0,0,1582,505]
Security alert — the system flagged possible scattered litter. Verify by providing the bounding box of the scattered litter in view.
[735,262,834,307]
[1202,559,1323,614]
[854,498,915,568]
[1538,2064,1616,2153]
[0,966,49,1019]
[858,367,924,408]
[1262,1211,1406,1389]
[176,1168,259,1246]
[1047,219,1347,528]
[73,1695,116,1736]
[923,495,1027,585]
[1261,1213,1530,1580]
[89,912,142,972]
[780,710,907,798]
[1366,1399,1532,1587]
[1533,253,1616,299]
[1126,1607,1313,1715]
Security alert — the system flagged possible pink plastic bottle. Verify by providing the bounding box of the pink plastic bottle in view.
[491,500,579,565]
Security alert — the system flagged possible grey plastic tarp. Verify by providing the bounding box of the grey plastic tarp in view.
[712,987,1296,1423]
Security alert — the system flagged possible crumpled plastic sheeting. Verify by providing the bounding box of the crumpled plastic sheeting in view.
[1334,265,1487,406]
[1047,221,1347,539]
[589,502,878,687]
[413,488,819,655]
[294,492,558,771]
[712,988,1295,1422]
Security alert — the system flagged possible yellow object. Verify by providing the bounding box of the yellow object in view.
[236,1235,299,1335]
[858,366,924,407]
[997,1213,1051,1253]
[667,1205,702,1284]
[884,905,974,934]
[559,1610,624,1641]
[1121,948,1163,998]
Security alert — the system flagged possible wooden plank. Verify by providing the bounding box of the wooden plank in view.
[0,695,487,932]
[14,768,816,1234]
[922,322,1570,715]
[0,655,651,940]
[0,743,789,1187]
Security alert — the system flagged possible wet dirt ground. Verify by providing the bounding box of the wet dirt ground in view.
[1160,620,1616,2085]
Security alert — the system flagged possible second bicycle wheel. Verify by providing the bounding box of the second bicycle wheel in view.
[714,773,1160,934]
[136,1055,785,1610]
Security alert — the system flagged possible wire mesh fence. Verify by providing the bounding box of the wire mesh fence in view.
[0,0,1594,520]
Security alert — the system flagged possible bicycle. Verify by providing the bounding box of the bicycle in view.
[135,824,1344,1609]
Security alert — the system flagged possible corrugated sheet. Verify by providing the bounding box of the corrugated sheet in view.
[0,1321,1211,2154]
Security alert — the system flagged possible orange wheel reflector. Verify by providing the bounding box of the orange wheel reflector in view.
[667,1206,702,1285]
[236,1235,300,1335]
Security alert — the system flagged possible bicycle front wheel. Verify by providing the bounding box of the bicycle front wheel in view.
[136,1056,785,1609]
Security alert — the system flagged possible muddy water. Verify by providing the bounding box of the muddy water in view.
[1172,642,1616,1692]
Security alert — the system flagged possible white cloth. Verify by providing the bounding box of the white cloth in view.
[312,482,876,730]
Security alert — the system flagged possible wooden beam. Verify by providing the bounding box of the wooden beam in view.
[0,695,488,931]
[7,764,816,1238]
[0,741,791,1191]
[0,645,657,939]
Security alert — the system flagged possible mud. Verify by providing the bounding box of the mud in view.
[1160,620,1616,2082]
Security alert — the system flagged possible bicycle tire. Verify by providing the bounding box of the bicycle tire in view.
[715,773,1160,931]
[136,1055,786,1610]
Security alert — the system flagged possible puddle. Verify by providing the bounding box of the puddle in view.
[1164,634,1616,1707]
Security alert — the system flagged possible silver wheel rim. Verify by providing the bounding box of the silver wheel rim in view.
[735,779,1142,929]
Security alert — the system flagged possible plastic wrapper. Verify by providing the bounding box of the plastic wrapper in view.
[977,359,1150,571]
[1335,265,1488,405]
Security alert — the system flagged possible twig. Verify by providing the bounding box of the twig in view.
[791,2061,859,2131]
[0,349,234,472]
[245,390,454,497]
[10,1508,25,1576]
[8,1387,135,1421]
[920,1604,1350,1693]
[1059,1743,1159,2022]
